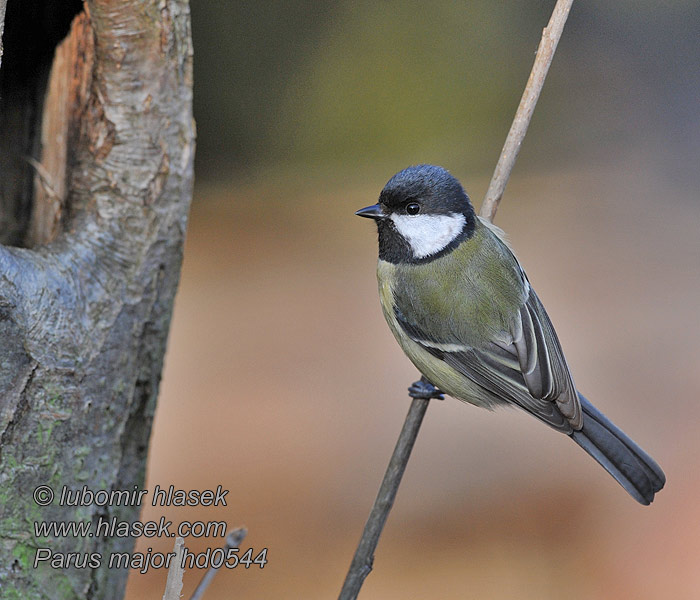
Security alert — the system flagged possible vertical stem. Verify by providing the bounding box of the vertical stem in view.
[480,0,575,223]
[162,537,185,600]
[0,0,7,67]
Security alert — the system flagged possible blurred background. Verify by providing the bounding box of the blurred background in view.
[125,1,700,598]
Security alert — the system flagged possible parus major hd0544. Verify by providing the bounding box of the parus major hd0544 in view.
[356,164,665,505]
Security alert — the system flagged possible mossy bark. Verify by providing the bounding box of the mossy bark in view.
[0,1,195,598]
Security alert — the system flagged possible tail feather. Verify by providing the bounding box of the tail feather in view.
[570,393,666,505]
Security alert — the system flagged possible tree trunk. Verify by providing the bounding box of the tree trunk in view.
[0,1,194,598]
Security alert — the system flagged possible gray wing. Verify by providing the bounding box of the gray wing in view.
[395,284,581,433]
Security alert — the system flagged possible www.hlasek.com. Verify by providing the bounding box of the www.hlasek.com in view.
[31,484,267,573]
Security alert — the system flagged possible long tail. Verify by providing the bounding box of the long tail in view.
[570,393,666,505]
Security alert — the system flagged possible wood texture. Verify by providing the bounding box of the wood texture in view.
[29,12,94,246]
[0,1,195,598]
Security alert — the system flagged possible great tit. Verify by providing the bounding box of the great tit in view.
[356,164,665,505]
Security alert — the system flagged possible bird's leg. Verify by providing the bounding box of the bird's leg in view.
[408,375,445,400]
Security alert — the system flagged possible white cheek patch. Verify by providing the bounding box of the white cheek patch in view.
[390,212,466,259]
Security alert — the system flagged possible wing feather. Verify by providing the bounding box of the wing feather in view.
[394,284,581,432]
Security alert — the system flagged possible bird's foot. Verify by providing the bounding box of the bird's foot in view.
[408,376,445,400]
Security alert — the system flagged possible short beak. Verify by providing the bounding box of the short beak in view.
[355,203,385,220]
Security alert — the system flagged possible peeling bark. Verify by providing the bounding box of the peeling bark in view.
[29,12,95,246]
[0,1,195,598]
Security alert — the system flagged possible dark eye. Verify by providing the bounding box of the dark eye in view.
[405,202,421,215]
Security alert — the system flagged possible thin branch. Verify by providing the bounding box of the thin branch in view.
[339,2,575,598]
[0,0,7,66]
[480,0,575,223]
[189,527,248,600]
[0,0,6,68]
[162,537,186,600]
[338,398,430,600]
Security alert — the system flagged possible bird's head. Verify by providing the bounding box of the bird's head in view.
[356,165,476,264]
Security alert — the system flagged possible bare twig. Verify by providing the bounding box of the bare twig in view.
[339,398,430,599]
[480,0,574,223]
[339,2,575,598]
[162,537,186,600]
[0,0,7,67]
[189,527,248,600]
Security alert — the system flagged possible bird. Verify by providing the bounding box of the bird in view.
[356,164,665,505]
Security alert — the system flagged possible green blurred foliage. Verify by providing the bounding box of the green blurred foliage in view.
[190,1,336,174]
[191,0,700,181]
[272,1,548,172]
